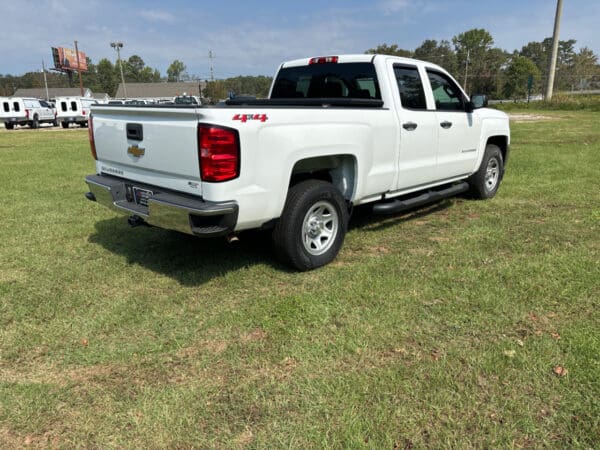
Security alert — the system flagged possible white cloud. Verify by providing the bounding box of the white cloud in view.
[139,10,176,24]
[379,0,410,14]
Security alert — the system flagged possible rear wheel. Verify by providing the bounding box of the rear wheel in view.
[467,144,504,199]
[61,122,69,129]
[272,180,348,271]
[5,122,14,130]
[31,116,39,129]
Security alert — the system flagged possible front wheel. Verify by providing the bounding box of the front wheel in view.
[61,122,69,129]
[272,180,348,271]
[4,122,14,130]
[467,144,504,199]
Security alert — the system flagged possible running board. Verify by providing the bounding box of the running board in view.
[372,182,469,215]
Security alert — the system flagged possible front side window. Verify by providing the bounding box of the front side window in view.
[60,102,67,112]
[2,102,8,113]
[71,101,78,111]
[13,102,20,112]
[394,65,427,110]
[427,70,465,111]
[271,62,381,99]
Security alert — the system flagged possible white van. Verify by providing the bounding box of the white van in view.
[1,97,56,129]
[56,97,97,128]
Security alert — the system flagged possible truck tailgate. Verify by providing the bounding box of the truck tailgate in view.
[92,106,200,182]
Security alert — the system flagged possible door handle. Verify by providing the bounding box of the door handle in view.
[440,121,453,129]
[402,122,418,131]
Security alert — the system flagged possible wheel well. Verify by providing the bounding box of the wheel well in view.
[289,155,356,201]
[487,135,508,162]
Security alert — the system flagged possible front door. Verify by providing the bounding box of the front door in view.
[426,70,480,179]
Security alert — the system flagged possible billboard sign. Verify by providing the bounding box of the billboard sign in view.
[51,47,88,72]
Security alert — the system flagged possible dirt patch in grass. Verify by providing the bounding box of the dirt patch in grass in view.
[508,113,561,122]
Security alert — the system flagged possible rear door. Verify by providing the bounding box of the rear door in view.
[425,69,480,179]
[391,63,440,190]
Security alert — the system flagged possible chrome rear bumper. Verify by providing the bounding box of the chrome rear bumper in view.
[85,174,238,237]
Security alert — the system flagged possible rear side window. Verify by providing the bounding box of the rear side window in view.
[71,101,78,111]
[426,70,465,111]
[60,101,67,112]
[394,65,427,110]
[2,102,8,113]
[13,102,20,112]
[271,62,381,99]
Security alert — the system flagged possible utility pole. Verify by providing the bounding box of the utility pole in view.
[463,49,470,93]
[42,59,49,100]
[111,41,127,98]
[74,40,84,97]
[545,0,563,101]
[209,50,215,82]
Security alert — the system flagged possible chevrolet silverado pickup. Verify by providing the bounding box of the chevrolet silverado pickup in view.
[85,54,510,270]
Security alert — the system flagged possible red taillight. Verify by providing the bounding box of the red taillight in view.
[309,56,339,64]
[25,109,30,119]
[88,115,97,160]
[82,110,86,116]
[198,125,240,182]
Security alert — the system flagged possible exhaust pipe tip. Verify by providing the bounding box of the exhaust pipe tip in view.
[226,234,240,244]
[128,215,145,228]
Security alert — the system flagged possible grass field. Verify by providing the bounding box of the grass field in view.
[0,112,598,448]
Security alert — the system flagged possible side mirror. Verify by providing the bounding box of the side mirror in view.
[471,94,488,109]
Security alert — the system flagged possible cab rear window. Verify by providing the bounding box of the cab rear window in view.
[271,62,381,99]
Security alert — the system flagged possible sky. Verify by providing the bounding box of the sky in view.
[1,0,599,79]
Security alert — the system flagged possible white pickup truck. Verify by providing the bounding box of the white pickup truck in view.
[85,54,510,270]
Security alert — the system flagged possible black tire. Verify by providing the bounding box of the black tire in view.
[61,122,69,129]
[5,122,14,130]
[272,180,348,271]
[467,144,504,199]
[52,119,58,127]
[31,116,39,129]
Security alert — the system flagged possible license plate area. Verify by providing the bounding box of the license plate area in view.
[126,184,153,207]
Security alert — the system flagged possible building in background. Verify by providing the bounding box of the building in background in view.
[12,88,109,103]
[114,81,207,101]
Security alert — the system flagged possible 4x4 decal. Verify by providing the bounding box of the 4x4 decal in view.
[233,113,268,123]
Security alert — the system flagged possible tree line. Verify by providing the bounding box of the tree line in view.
[2,28,599,100]
[366,28,600,99]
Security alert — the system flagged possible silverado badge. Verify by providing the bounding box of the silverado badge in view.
[127,144,145,157]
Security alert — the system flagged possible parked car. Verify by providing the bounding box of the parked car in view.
[1,97,56,129]
[56,96,97,128]
[173,94,201,105]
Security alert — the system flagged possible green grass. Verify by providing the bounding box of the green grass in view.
[0,114,599,448]
[495,94,600,112]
